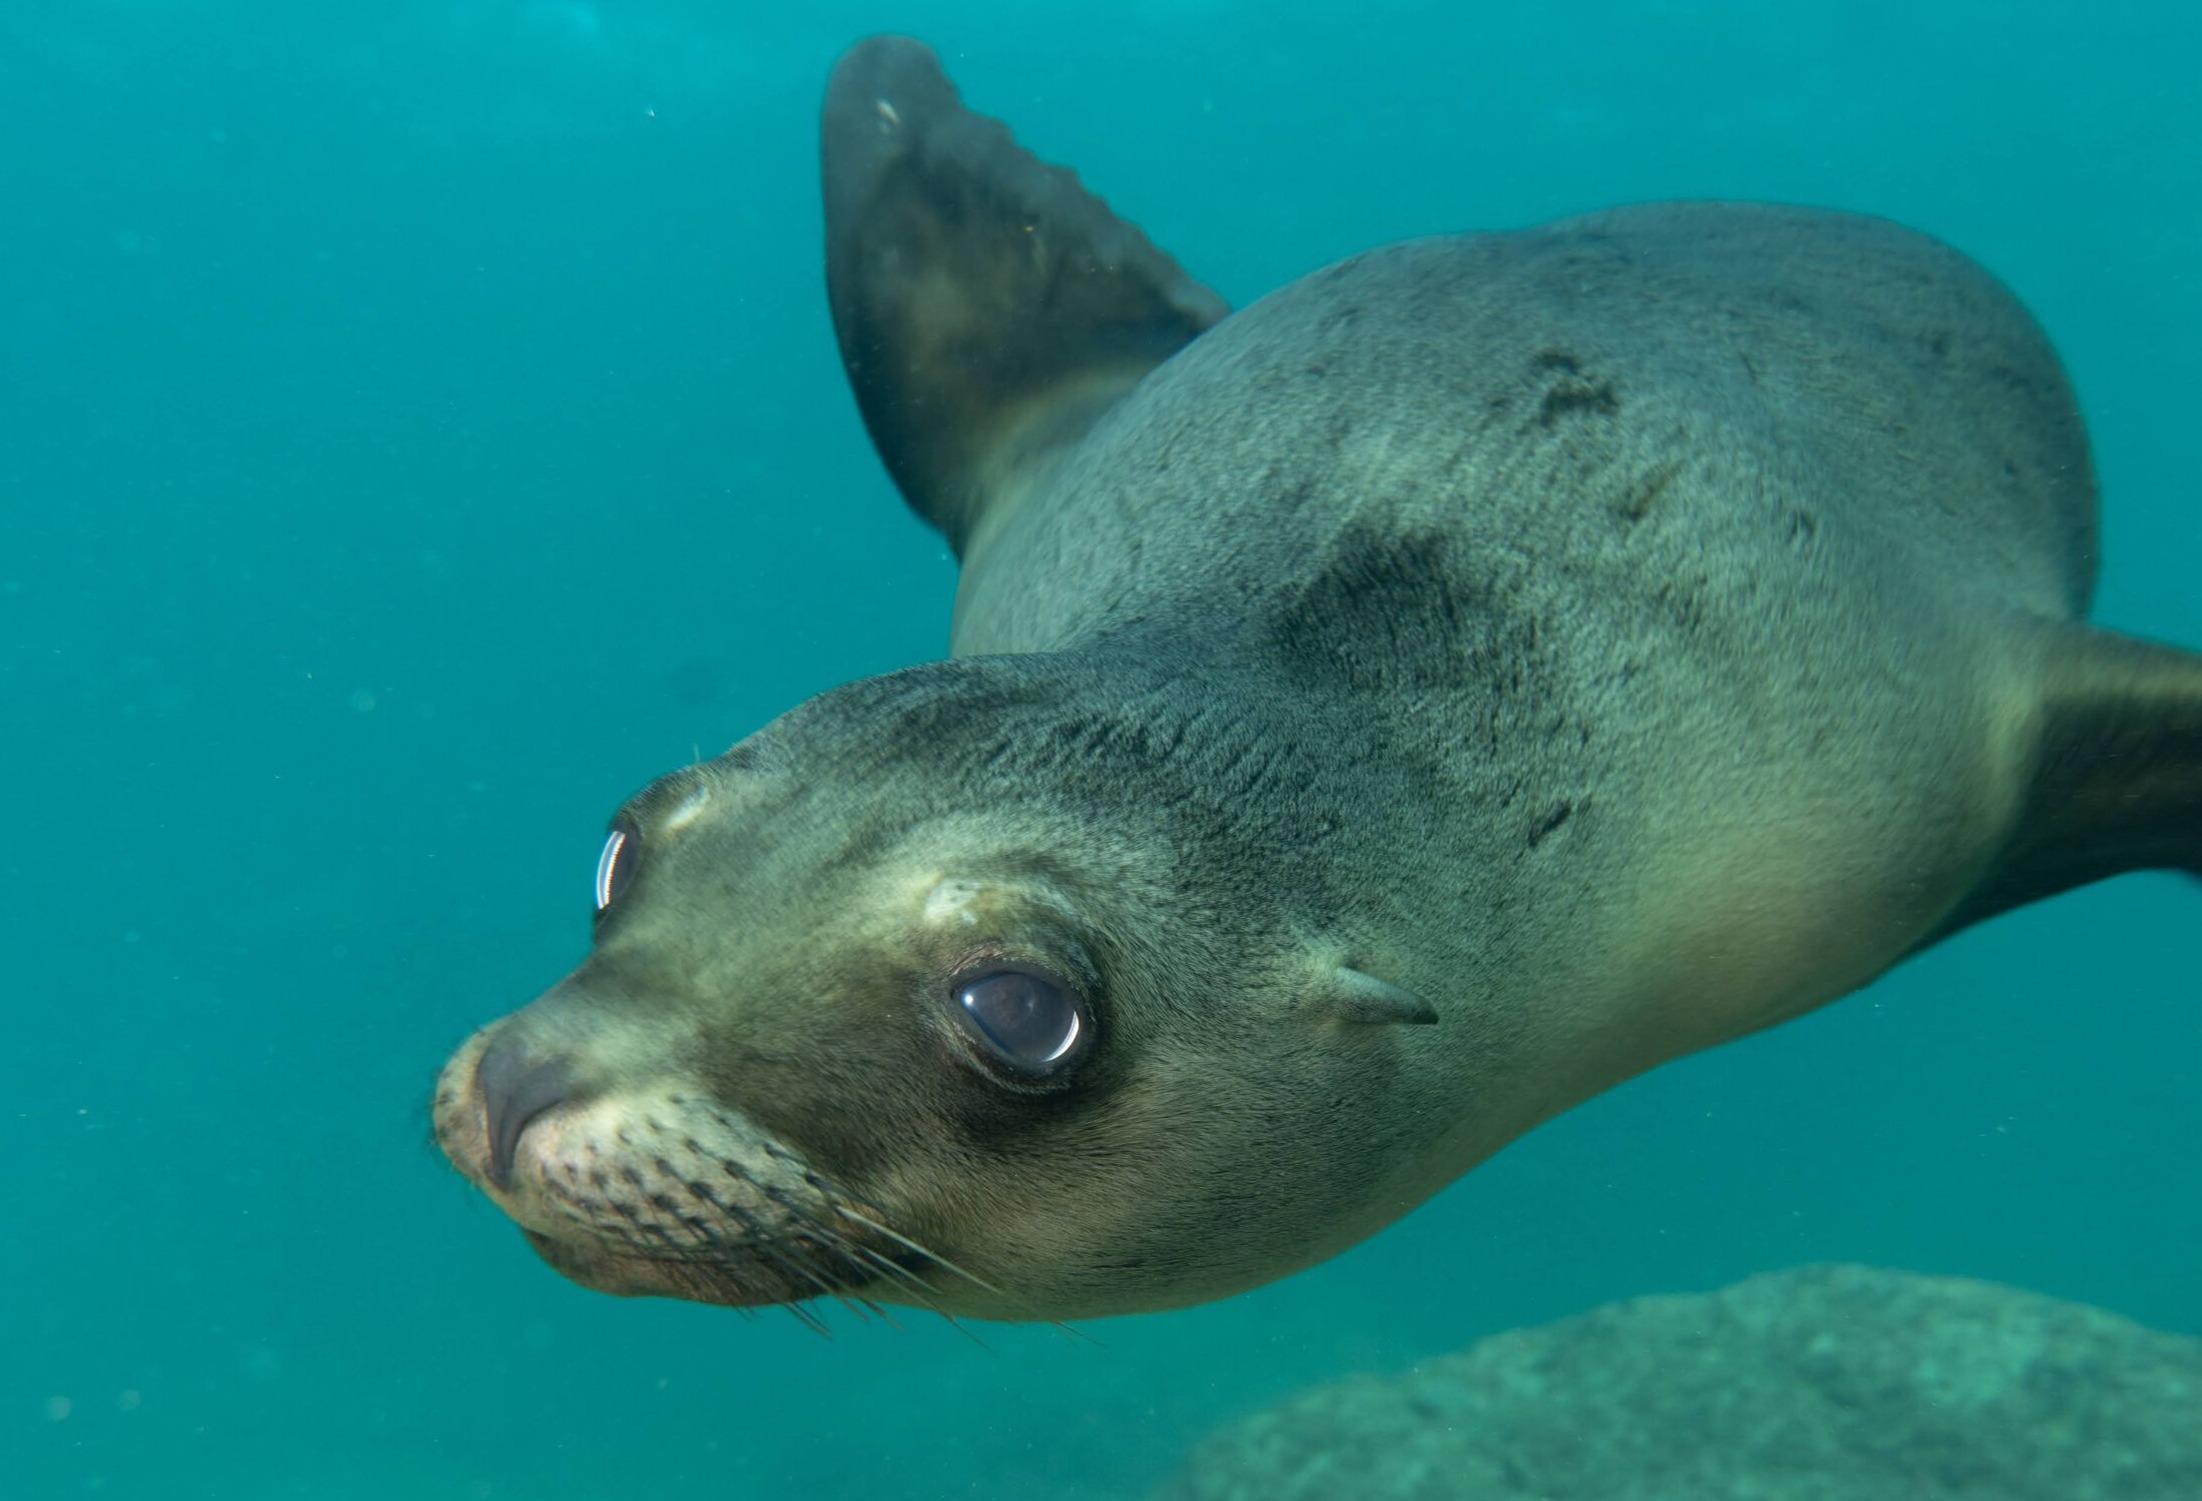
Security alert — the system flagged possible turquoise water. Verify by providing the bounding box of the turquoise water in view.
[5,2,2197,1497]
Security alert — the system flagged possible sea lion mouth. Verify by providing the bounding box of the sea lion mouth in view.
[499,1132,907,1311]
[517,1222,901,1313]
[433,1030,942,1313]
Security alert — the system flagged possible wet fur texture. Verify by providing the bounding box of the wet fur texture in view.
[433,38,2201,1321]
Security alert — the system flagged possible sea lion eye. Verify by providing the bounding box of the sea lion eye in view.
[953,968,1084,1073]
[593,829,637,912]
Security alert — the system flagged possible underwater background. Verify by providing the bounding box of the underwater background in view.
[4,1,2198,1497]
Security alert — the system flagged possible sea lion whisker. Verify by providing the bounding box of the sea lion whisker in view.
[739,1243,852,1318]
[753,1163,922,1275]
[711,1200,868,1319]
[934,1309,992,1350]
[845,1242,939,1301]
[780,1299,834,1337]
[845,1245,985,1341]
[685,1176,862,1311]
[742,1175,964,1313]
[831,1205,1006,1299]
[753,1184,876,1258]
[784,1170,1034,1328]
[802,1207,1066,1346]
[817,1244,993,1349]
[781,1210,962,1321]
[853,1296,904,1332]
[823,1214,1033,1338]
[736,1236,852,1327]
[745,1188,947,1332]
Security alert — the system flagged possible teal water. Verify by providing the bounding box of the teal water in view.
[5,3,2197,1498]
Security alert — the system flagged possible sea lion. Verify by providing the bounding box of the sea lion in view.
[431,35,2202,1321]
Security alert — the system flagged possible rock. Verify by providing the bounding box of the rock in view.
[1156,1265,2202,1500]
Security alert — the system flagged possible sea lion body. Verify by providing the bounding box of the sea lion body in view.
[432,39,2202,1320]
[952,205,2088,1069]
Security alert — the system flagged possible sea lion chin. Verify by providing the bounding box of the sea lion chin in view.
[431,37,2202,1322]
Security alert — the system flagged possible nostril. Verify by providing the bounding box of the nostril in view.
[476,1037,579,1187]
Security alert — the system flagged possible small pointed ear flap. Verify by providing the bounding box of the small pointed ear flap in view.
[822,36,1227,556]
[1323,968,1439,1026]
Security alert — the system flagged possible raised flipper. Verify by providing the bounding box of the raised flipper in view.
[1933,627,2202,943]
[822,36,1227,556]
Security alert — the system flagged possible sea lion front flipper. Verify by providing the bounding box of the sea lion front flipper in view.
[1936,627,2202,942]
[822,36,1227,556]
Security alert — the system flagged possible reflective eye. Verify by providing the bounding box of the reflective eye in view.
[954,968,1085,1073]
[593,829,637,912]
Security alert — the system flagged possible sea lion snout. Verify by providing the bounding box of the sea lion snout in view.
[432,981,612,1193]
[473,1035,580,1187]
[435,1010,909,1308]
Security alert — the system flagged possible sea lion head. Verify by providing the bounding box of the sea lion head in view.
[434,652,1459,1320]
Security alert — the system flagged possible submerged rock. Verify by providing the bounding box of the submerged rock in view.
[1157,1265,2202,1500]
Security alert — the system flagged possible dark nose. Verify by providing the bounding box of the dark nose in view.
[476,1034,579,1187]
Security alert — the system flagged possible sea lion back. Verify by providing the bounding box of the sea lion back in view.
[1532,202,2097,613]
[952,203,2095,657]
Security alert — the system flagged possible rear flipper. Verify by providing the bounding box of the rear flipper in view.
[1935,626,2202,943]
